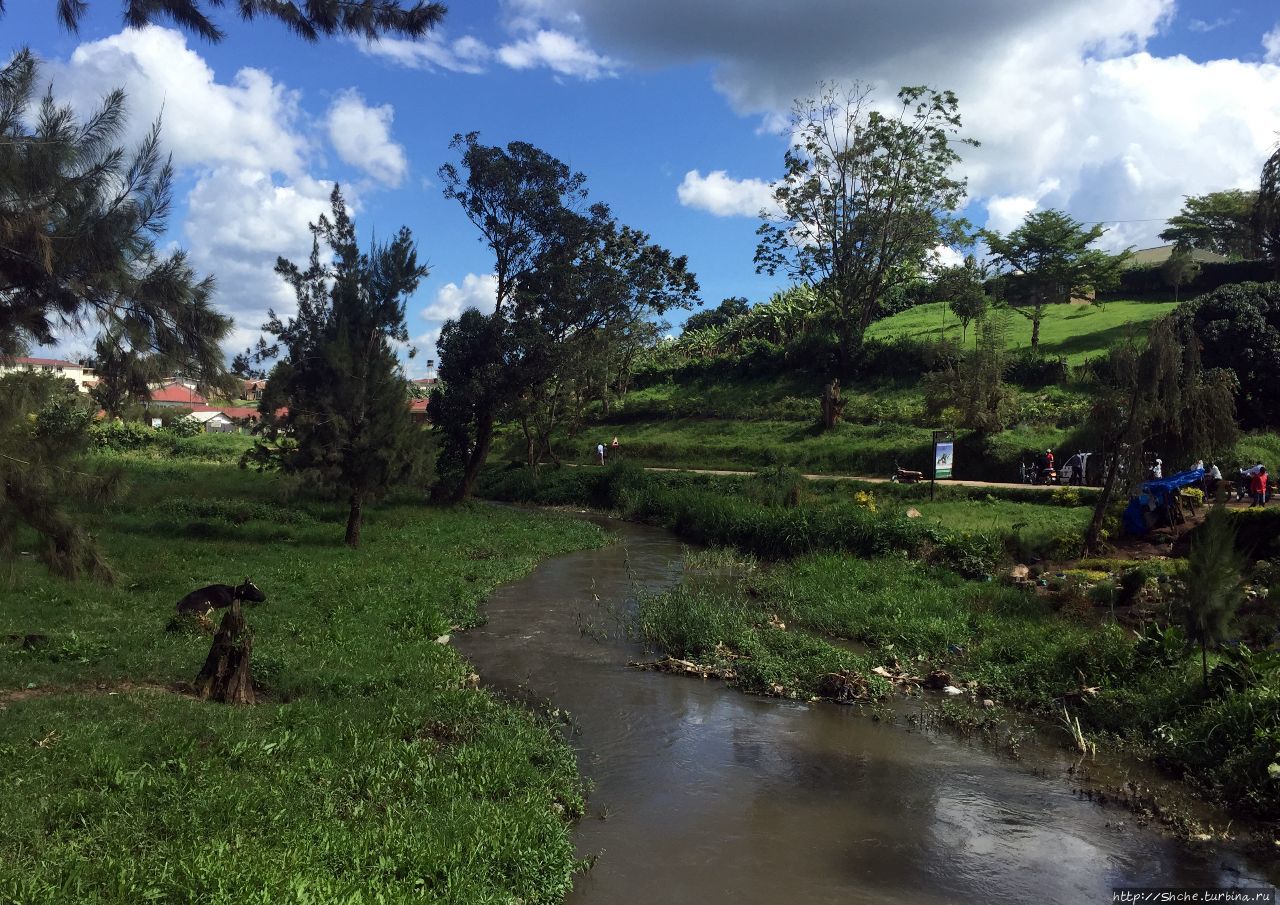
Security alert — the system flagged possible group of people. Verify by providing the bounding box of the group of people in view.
[596,436,620,465]
[1188,458,1269,507]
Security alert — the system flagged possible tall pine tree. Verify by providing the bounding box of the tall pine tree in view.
[248,186,426,547]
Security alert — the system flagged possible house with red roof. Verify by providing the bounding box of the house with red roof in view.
[148,381,208,407]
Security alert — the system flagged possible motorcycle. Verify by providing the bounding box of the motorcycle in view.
[890,463,925,484]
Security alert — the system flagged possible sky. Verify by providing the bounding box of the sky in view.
[6,0,1280,376]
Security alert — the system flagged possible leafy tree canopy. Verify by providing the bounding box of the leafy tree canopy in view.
[0,0,444,43]
[683,296,750,334]
[755,82,974,373]
[982,209,1130,348]
[1,49,230,579]
[1159,189,1258,260]
[1174,281,1280,430]
[433,134,697,499]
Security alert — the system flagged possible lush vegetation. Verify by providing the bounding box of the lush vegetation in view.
[0,453,605,903]
[638,548,1280,819]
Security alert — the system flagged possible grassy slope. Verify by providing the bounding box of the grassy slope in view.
[866,299,1179,364]
[1,452,604,904]
[552,299,1275,483]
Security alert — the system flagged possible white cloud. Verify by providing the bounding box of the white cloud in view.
[1265,24,1280,64]
[496,30,617,79]
[422,273,499,321]
[326,89,407,187]
[42,27,358,362]
[1189,16,1235,33]
[49,26,307,175]
[359,32,492,73]
[677,169,777,217]
[543,0,1278,249]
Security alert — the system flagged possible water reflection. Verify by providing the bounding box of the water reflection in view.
[455,516,1274,904]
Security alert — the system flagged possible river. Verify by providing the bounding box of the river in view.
[454,515,1275,904]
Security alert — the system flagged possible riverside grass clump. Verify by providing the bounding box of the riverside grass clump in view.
[0,454,605,904]
[481,461,1004,577]
[638,549,1280,821]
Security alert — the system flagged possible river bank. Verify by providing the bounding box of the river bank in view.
[479,462,1280,829]
[454,514,1278,903]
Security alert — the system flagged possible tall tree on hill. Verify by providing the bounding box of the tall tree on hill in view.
[754,82,974,374]
[1,50,231,579]
[982,209,1130,350]
[248,186,427,547]
[433,133,697,500]
[931,255,990,343]
[0,0,444,42]
[1160,189,1259,260]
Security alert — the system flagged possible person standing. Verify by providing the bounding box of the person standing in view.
[597,442,606,466]
[1250,466,1269,507]
[1241,461,1264,501]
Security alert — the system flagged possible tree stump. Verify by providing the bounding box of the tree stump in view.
[195,599,255,705]
[820,378,845,430]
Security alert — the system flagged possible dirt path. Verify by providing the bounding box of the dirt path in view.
[618,464,1064,491]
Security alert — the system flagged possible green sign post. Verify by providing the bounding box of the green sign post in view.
[932,429,954,499]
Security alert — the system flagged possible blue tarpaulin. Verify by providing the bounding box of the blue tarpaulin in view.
[1123,467,1205,536]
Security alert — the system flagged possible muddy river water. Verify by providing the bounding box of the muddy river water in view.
[454,516,1276,904]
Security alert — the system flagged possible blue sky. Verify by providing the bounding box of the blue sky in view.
[6,0,1280,373]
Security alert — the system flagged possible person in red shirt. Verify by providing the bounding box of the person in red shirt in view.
[1251,467,1269,507]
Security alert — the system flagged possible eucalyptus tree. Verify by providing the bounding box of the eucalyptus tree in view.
[755,82,974,373]
[433,134,697,499]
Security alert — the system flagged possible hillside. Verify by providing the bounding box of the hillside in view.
[519,299,1278,484]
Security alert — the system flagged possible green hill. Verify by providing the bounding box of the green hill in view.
[867,299,1177,365]
[514,298,1275,484]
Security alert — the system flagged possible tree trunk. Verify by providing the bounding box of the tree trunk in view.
[820,379,845,430]
[1201,639,1208,690]
[457,411,494,501]
[345,491,363,548]
[1084,453,1123,554]
[1030,306,1043,350]
[195,599,255,705]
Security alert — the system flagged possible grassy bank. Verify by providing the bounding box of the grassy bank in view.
[866,299,1178,364]
[1,454,604,903]
[639,550,1280,821]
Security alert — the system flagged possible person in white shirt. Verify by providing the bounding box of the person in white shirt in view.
[597,442,606,465]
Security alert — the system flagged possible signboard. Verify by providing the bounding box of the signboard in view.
[932,430,954,480]
[151,418,163,429]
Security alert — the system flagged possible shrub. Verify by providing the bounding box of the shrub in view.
[90,420,156,451]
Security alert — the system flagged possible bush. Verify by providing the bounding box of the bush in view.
[90,420,156,451]
[1006,350,1069,387]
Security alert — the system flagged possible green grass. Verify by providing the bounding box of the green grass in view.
[638,551,1280,819]
[867,299,1178,364]
[1,455,605,904]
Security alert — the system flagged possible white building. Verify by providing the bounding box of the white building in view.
[182,410,236,433]
[0,357,96,392]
